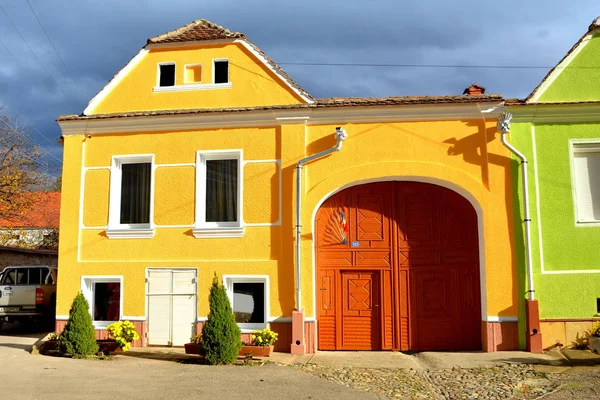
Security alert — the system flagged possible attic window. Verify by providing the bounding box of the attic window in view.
[185,64,202,84]
[158,63,175,87]
[214,59,229,84]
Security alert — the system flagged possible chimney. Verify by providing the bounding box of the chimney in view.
[463,83,486,96]
[589,17,600,32]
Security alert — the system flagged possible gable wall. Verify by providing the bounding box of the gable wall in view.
[89,42,306,115]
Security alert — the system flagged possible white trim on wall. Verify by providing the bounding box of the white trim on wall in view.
[485,316,518,322]
[153,82,232,92]
[83,49,149,115]
[193,150,244,238]
[106,154,155,239]
[222,274,270,332]
[156,62,176,88]
[528,33,594,103]
[233,39,314,104]
[58,102,504,136]
[212,58,229,84]
[532,125,600,274]
[80,275,124,329]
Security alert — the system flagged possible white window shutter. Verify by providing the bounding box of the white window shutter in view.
[574,151,600,222]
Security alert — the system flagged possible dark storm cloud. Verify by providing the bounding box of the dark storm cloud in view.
[0,0,598,172]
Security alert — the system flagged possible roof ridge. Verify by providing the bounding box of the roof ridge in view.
[147,19,245,44]
[589,16,600,32]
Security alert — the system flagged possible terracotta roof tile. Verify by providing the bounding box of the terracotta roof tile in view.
[0,192,60,228]
[58,94,503,121]
[147,19,245,44]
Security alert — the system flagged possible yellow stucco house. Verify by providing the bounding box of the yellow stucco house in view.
[56,20,518,353]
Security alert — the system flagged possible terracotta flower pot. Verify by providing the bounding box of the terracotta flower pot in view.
[184,343,204,355]
[239,345,274,357]
[97,340,123,355]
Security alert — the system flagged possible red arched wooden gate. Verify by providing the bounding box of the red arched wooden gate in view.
[316,182,481,351]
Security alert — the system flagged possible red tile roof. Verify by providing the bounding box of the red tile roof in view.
[0,192,60,228]
[147,19,245,44]
[58,94,503,121]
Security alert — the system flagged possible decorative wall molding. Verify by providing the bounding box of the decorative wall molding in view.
[59,102,505,136]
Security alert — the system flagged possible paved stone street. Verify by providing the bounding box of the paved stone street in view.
[2,324,600,399]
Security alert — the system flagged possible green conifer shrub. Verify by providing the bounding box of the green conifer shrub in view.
[57,293,99,356]
[202,273,242,364]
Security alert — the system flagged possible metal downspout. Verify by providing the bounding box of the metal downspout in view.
[295,127,347,310]
[498,112,535,300]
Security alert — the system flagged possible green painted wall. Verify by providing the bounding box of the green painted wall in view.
[508,120,600,326]
[538,33,600,102]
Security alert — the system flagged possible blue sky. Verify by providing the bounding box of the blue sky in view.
[0,0,598,174]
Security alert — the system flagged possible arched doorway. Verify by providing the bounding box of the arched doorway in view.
[315,182,481,351]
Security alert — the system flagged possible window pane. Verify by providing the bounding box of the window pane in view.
[206,159,238,222]
[574,152,600,221]
[233,282,265,323]
[214,61,229,84]
[16,270,27,285]
[2,270,15,285]
[159,64,175,87]
[94,282,121,322]
[28,268,42,285]
[120,162,151,224]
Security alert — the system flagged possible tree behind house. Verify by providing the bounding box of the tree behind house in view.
[57,293,99,356]
[202,273,242,364]
[0,109,43,221]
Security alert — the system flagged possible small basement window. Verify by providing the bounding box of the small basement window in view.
[184,64,202,84]
[224,275,269,330]
[158,63,175,87]
[214,60,229,84]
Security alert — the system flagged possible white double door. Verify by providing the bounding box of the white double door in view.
[147,269,197,346]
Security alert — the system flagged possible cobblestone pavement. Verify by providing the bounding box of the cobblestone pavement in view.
[538,367,600,400]
[291,363,566,399]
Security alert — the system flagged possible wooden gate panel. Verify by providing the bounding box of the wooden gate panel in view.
[317,181,481,352]
[341,271,380,350]
[317,269,337,350]
[411,268,459,351]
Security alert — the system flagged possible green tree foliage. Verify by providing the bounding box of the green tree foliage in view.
[57,293,99,356]
[202,273,242,364]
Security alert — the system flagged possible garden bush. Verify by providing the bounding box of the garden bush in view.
[57,293,99,356]
[202,273,242,364]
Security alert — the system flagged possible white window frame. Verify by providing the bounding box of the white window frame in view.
[156,62,176,88]
[212,58,230,84]
[570,140,600,226]
[183,63,203,84]
[107,154,155,239]
[193,150,244,238]
[81,275,123,329]
[223,275,269,332]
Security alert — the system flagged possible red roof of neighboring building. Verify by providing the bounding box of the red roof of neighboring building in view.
[0,192,60,228]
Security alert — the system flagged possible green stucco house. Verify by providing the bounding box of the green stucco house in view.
[506,17,600,351]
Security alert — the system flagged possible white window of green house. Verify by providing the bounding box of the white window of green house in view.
[571,142,600,224]
[82,276,122,328]
[193,150,243,238]
[223,275,269,331]
[107,155,154,239]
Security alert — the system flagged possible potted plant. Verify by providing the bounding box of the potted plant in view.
[589,322,600,353]
[239,328,278,357]
[184,333,204,355]
[105,320,140,353]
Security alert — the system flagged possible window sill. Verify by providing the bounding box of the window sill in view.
[192,226,244,238]
[153,82,232,92]
[106,228,155,239]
